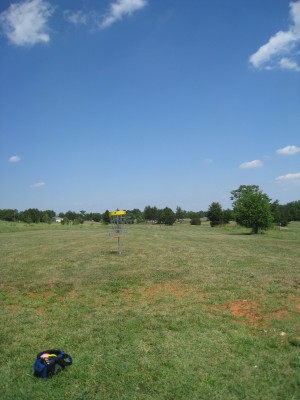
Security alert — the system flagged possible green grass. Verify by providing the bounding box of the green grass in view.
[0,221,300,399]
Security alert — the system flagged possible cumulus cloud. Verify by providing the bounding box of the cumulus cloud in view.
[239,160,263,169]
[249,1,300,71]
[275,172,300,182]
[30,182,46,188]
[101,0,147,29]
[277,145,300,155]
[0,0,54,47]
[278,145,300,155]
[9,155,21,163]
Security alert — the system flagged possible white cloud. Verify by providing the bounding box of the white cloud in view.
[275,172,300,182]
[101,0,147,29]
[0,0,54,47]
[277,145,300,155]
[64,0,147,30]
[30,182,46,188]
[9,155,21,163]
[64,10,89,26]
[279,57,300,71]
[239,160,263,169]
[249,1,300,71]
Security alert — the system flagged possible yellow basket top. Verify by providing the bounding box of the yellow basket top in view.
[109,210,127,216]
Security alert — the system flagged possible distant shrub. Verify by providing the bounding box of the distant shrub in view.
[190,213,201,225]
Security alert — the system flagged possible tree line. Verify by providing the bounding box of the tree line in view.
[0,185,299,233]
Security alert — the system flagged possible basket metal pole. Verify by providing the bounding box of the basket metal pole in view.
[118,236,121,255]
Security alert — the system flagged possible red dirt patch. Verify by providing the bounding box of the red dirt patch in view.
[288,295,300,312]
[122,289,133,305]
[214,299,292,328]
[229,300,262,319]
[272,310,289,318]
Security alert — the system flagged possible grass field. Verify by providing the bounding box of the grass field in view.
[0,221,300,399]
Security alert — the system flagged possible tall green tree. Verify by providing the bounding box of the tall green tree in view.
[144,206,158,223]
[161,207,176,225]
[175,206,184,222]
[102,210,110,224]
[207,202,223,227]
[231,185,273,234]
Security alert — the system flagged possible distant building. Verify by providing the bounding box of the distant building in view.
[51,216,63,223]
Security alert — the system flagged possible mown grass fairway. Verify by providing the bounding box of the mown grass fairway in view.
[1,221,300,399]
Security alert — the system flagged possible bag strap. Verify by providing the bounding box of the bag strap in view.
[62,353,72,366]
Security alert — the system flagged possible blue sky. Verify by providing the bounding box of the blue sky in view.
[1,0,300,213]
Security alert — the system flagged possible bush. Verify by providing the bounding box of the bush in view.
[190,213,201,225]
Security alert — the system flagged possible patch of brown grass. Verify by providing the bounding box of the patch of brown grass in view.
[213,298,293,328]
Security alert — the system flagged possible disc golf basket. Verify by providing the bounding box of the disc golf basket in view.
[109,210,127,255]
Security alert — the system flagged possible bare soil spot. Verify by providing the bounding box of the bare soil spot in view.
[213,300,264,327]
[122,288,133,305]
[288,295,300,311]
[27,290,54,300]
[214,299,292,328]
[36,306,45,315]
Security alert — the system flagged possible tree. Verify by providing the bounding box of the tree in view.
[20,208,41,223]
[175,206,184,222]
[285,201,300,221]
[102,210,110,224]
[190,212,201,225]
[87,213,102,222]
[0,209,18,221]
[231,185,273,234]
[156,209,164,225]
[207,202,223,227]
[222,209,234,224]
[80,210,87,221]
[126,209,144,223]
[161,207,176,225]
[61,216,69,225]
[144,206,158,223]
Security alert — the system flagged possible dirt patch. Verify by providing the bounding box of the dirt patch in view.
[122,289,133,305]
[288,295,300,311]
[35,306,46,315]
[230,299,261,317]
[214,299,292,328]
[272,310,290,318]
[27,290,55,300]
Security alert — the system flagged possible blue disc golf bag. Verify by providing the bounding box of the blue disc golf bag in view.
[34,349,72,378]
